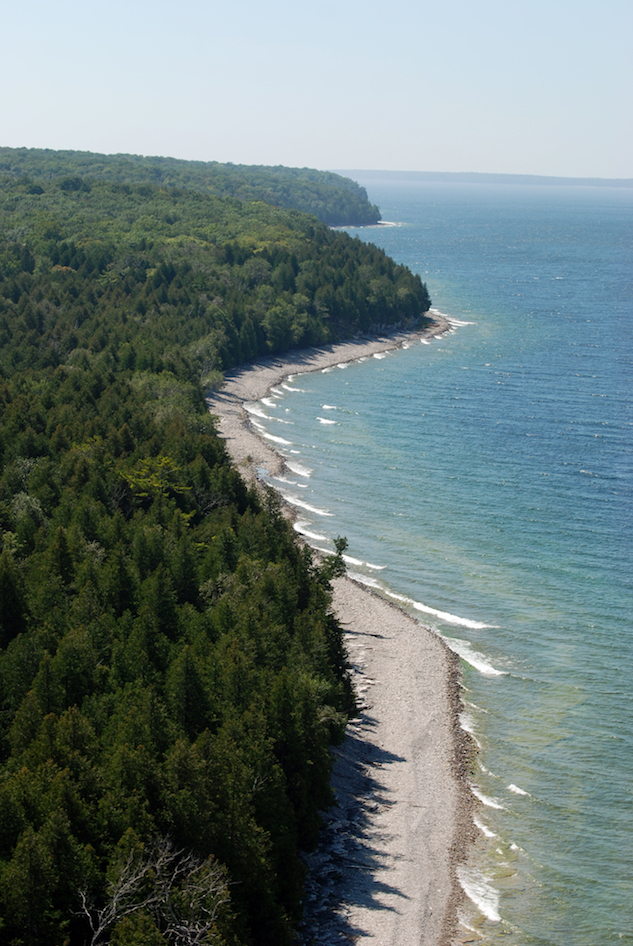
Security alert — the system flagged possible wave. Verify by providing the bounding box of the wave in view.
[429,307,476,326]
[244,404,270,420]
[317,417,337,425]
[474,816,498,839]
[347,571,382,590]
[471,786,505,810]
[269,387,284,396]
[373,352,387,359]
[456,867,501,922]
[508,783,531,797]
[293,522,328,542]
[343,554,387,571]
[383,590,493,630]
[280,494,333,516]
[286,461,312,478]
[343,579,503,676]
[460,711,482,748]
[272,475,307,489]
[282,384,304,392]
[261,432,293,445]
[321,404,337,410]
[442,637,506,677]
[261,397,278,407]
[459,711,477,736]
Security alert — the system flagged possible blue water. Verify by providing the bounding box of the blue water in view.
[253,181,633,945]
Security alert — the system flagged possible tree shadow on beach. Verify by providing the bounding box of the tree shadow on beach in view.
[297,712,409,944]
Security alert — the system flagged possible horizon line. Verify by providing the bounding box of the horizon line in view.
[331,169,633,188]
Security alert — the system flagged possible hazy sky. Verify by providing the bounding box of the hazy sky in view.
[2,0,631,178]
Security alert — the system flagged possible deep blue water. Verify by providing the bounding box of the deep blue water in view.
[252,181,633,945]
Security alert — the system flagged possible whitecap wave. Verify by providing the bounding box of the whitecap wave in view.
[442,634,505,677]
[456,867,501,922]
[261,432,293,445]
[459,711,477,736]
[508,783,530,796]
[383,590,493,630]
[281,495,333,516]
[293,523,328,541]
[282,384,304,392]
[342,554,386,571]
[471,786,505,810]
[272,476,307,489]
[373,352,387,359]
[347,572,382,589]
[286,461,312,477]
[429,307,476,326]
[261,397,278,407]
[244,404,270,419]
[269,387,284,396]
[474,816,498,839]
[322,404,337,410]
[317,417,337,425]
[442,637,505,676]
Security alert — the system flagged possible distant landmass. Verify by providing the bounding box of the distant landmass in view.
[333,170,633,188]
[0,146,381,226]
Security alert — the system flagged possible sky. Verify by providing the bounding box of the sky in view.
[2,0,631,179]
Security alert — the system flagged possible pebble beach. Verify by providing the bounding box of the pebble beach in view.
[206,317,475,945]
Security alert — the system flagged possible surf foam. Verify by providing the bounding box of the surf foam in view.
[383,590,493,630]
[280,495,333,517]
[474,816,498,839]
[293,521,328,541]
[471,786,505,810]
[456,867,501,922]
[244,404,270,419]
[508,783,530,796]
[261,432,293,445]
[286,461,312,477]
[442,637,505,676]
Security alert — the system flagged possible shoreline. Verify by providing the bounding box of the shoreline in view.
[206,316,475,945]
[206,316,452,489]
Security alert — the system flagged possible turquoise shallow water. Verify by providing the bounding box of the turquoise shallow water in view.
[253,181,633,944]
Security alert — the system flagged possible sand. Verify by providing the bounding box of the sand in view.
[206,318,475,945]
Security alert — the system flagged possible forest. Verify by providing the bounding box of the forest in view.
[0,153,431,945]
[0,148,382,227]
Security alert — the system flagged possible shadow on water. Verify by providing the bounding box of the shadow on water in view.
[296,714,407,944]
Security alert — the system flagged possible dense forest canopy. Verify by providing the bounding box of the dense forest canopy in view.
[0,147,382,227]
[0,153,430,945]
